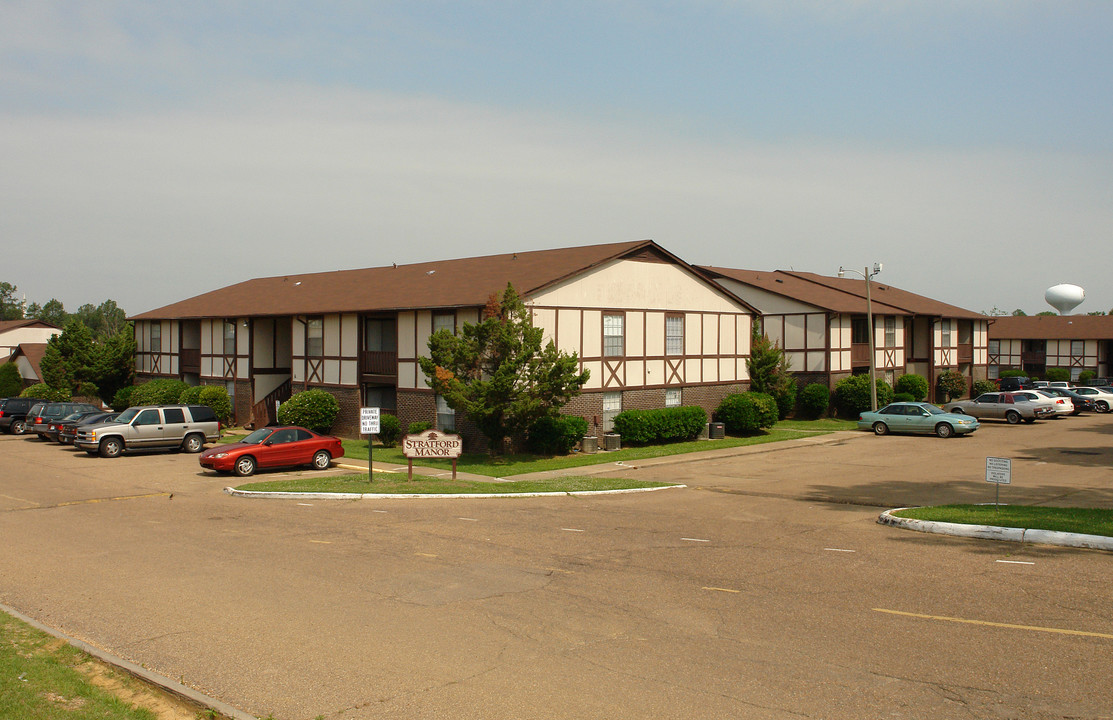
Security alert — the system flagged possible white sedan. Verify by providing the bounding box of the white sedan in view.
[1023,390,1073,416]
[1071,387,1113,413]
[1011,390,1066,416]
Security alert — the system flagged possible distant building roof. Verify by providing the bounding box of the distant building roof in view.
[0,319,61,333]
[988,314,1113,340]
[698,267,984,319]
[133,240,754,320]
[9,343,48,381]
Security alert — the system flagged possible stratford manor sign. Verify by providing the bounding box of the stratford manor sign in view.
[401,429,464,479]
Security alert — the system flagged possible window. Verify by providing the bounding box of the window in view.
[851,317,869,344]
[364,385,396,414]
[666,315,684,355]
[988,340,1000,355]
[665,388,682,407]
[306,318,323,356]
[150,322,161,352]
[602,391,622,432]
[1071,340,1084,356]
[941,320,952,347]
[884,317,896,348]
[133,409,161,426]
[364,318,397,352]
[163,408,185,424]
[223,321,236,356]
[433,312,455,336]
[436,395,455,432]
[603,314,624,357]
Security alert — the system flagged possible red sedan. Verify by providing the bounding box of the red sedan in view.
[199,425,344,477]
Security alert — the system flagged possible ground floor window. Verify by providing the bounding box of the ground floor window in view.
[602,391,622,432]
[363,385,396,416]
[665,388,682,407]
[988,365,1000,379]
[436,394,455,432]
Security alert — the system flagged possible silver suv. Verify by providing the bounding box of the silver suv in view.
[75,405,221,458]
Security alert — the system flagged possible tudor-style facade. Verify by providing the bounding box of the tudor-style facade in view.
[131,241,756,440]
[698,268,989,401]
[987,315,1113,380]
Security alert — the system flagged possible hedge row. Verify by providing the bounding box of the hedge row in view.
[612,406,707,445]
[715,392,778,434]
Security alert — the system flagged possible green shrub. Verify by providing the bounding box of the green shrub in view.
[197,385,233,423]
[1045,367,1070,382]
[525,415,589,455]
[0,361,23,397]
[999,369,1027,378]
[276,389,340,433]
[798,383,830,419]
[612,406,707,445]
[21,383,70,401]
[407,421,433,435]
[130,378,189,406]
[378,414,402,447]
[178,385,204,404]
[833,375,894,417]
[894,373,928,401]
[774,378,797,420]
[111,385,137,411]
[936,370,967,401]
[1079,370,1096,384]
[715,392,778,435]
[893,392,915,403]
[973,379,998,396]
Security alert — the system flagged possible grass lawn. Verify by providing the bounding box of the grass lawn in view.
[0,610,197,720]
[892,505,1113,537]
[340,417,855,477]
[235,473,676,494]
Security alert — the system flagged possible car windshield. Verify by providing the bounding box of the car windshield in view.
[925,406,946,415]
[116,408,140,423]
[241,428,274,445]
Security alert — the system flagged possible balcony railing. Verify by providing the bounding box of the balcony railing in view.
[180,348,201,372]
[850,343,871,365]
[361,350,398,376]
[957,342,973,364]
[1021,351,1046,365]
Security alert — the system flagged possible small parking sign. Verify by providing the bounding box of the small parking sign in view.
[360,407,381,435]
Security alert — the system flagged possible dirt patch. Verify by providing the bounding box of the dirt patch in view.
[74,657,227,720]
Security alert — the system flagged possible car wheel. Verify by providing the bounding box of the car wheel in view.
[182,433,205,453]
[312,450,332,470]
[935,423,954,438]
[1097,401,1110,413]
[11,420,26,434]
[950,407,965,414]
[1005,411,1021,424]
[873,422,889,436]
[234,456,257,477]
[98,437,123,458]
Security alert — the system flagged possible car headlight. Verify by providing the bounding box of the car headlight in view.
[212,452,228,459]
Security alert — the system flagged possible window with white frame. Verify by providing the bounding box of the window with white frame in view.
[940,320,952,347]
[666,315,684,355]
[1071,340,1084,356]
[223,321,236,356]
[884,317,896,348]
[602,391,622,432]
[150,322,161,352]
[306,318,323,356]
[665,388,682,407]
[603,314,624,357]
[988,339,1000,355]
[435,394,455,432]
[433,312,455,336]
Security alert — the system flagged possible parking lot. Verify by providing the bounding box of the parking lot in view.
[1,415,1112,720]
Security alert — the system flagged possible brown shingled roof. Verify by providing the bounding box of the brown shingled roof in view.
[698,267,983,319]
[0,319,61,333]
[133,240,750,320]
[987,314,1113,340]
[9,343,48,381]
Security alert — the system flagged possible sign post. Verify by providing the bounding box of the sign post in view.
[401,429,464,481]
[985,456,1012,510]
[359,407,381,483]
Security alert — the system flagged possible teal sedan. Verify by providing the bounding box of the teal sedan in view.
[857,402,980,438]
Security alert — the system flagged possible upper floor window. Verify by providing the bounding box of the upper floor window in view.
[851,317,869,344]
[1071,340,1084,356]
[150,322,161,351]
[987,340,1000,355]
[666,315,684,355]
[603,314,624,357]
[940,320,952,347]
[884,317,896,348]
[364,318,397,352]
[223,320,236,356]
[433,312,455,336]
[306,318,324,356]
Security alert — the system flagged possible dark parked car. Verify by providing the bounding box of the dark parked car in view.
[996,376,1035,391]
[26,402,103,440]
[57,411,120,445]
[41,410,108,443]
[0,397,46,435]
[1040,388,1094,415]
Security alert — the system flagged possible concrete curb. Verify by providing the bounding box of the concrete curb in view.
[0,601,254,720]
[878,508,1113,551]
[224,484,686,500]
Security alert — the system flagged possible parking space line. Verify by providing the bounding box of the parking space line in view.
[458,517,478,522]
[997,560,1035,565]
[7,492,171,512]
[561,528,584,532]
[702,586,740,593]
[681,537,710,542]
[309,540,332,544]
[825,548,856,553]
[873,608,1113,640]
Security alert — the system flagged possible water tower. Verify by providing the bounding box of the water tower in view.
[1044,284,1085,315]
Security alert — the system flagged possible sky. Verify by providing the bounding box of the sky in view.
[2,1,1111,317]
